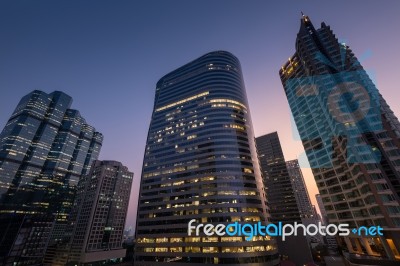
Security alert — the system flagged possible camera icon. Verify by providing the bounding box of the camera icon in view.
[286,69,382,168]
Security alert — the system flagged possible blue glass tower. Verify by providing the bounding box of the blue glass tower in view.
[280,15,400,262]
[0,90,103,264]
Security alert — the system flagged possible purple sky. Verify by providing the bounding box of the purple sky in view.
[1,0,400,229]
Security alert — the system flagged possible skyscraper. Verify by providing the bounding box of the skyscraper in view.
[286,159,314,219]
[135,51,279,265]
[65,160,133,265]
[315,194,327,225]
[286,159,322,244]
[316,194,338,249]
[256,132,301,224]
[256,132,312,265]
[280,14,400,262]
[0,90,103,264]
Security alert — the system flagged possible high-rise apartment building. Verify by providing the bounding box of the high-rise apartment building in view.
[0,90,103,264]
[280,14,400,262]
[135,51,279,265]
[286,159,314,219]
[65,160,133,265]
[256,132,301,224]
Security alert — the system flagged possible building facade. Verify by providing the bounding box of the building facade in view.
[315,194,327,225]
[315,194,338,249]
[280,14,400,262]
[286,159,322,245]
[256,132,313,265]
[0,90,103,265]
[135,51,279,265]
[286,159,315,219]
[65,160,133,265]
[256,132,301,224]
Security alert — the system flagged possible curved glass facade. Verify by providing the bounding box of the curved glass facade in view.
[135,51,279,265]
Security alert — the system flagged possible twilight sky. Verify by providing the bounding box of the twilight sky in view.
[1,0,399,229]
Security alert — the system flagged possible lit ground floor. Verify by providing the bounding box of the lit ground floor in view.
[338,231,400,265]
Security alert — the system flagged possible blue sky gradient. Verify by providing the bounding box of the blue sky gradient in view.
[1,0,399,228]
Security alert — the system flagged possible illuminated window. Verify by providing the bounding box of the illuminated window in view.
[203,247,218,253]
[185,246,201,252]
[243,168,253,174]
[185,237,201,242]
[173,180,184,186]
[239,191,256,196]
[227,124,245,130]
[218,190,237,195]
[202,237,218,242]
[156,92,209,112]
[156,237,168,243]
[170,247,182,252]
[187,134,197,140]
[222,247,244,253]
[138,237,155,243]
[209,99,247,109]
[155,247,168,252]
[221,236,242,242]
[266,244,274,250]
[243,216,261,222]
[201,176,215,181]
[231,217,241,222]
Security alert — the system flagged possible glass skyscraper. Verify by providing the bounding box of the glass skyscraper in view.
[0,90,103,264]
[135,51,279,265]
[280,14,400,262]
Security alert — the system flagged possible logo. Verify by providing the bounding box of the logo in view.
[285,43,382,168]
[188,220,383,241]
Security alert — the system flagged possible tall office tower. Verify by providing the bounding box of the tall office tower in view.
[256,132,301,224]
[286,159,314,219]
[280,14,400,262]
[0,90,103,264]
[315,194,328,225]
[256,132,312,265]
[64,160,133,265]
[135,51,279,265]
[316,194,338,249]
[285,160,323,243]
